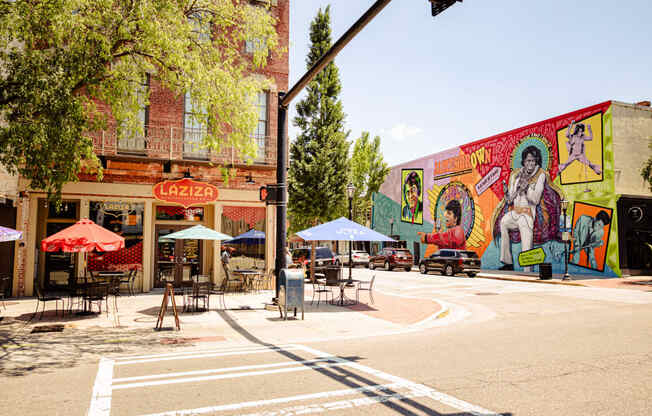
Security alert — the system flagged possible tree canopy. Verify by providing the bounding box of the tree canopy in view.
[349,131,390,225]
[288,5,349,233]
[0,0,281,201]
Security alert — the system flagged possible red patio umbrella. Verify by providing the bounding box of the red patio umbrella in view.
[41,218,125,253]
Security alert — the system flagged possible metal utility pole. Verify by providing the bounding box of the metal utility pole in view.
[273,0,463,301]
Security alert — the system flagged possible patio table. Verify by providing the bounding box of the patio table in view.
[232,269,262,292]
[331,279,360,306]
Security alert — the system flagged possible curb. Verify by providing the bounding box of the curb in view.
[476,274,586,287]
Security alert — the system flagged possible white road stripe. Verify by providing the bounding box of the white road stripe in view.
[113,345,294,362]
[298,345,500,416]
[112,357,334,383]
[87,357,114,416]
[113,361,350,390]
[139,382,412,416]
[115,346,301,366]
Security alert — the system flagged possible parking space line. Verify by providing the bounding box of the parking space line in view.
[114,345,302,366]
[112,357,334,383]
[87,357,115,416]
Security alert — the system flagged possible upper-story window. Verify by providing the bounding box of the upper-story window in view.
[183,92,209,160]
[252,92,268,161]
[189,13,211,43]
[118,76,149,154]
[245,38,266,54]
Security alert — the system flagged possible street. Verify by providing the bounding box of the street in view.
[2,269,652,415]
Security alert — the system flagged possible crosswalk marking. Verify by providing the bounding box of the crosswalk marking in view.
[90,343,500,416]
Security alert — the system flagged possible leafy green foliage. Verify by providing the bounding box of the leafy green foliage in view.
[288,6,349,233]
[349,132,390,225]
[0,0,281,202]
[641,137,652,192]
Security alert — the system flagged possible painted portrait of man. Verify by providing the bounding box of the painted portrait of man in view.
[401,169,423,224]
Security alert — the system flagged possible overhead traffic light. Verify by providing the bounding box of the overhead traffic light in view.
[429,0,462,17]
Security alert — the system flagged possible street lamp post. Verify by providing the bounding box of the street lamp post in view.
[347,183,355,284]
[561,199,571,280]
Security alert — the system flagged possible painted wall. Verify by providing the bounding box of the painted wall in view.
[375,101,621,277]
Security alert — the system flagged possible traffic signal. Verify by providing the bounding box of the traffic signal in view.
[429,0,462,17]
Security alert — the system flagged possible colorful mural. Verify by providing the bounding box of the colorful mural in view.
[401,169,424,225]
[375,101,620,277]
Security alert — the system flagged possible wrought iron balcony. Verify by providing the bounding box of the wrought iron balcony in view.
[88,125,274,166]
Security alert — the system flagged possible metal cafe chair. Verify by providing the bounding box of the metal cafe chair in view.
[356,275,376,305]
[32,285,65,320]
[311,278,333,306]
[0,276,10,310]
[120,269,137,296]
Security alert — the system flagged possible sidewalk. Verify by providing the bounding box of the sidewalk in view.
[475,270,652,291]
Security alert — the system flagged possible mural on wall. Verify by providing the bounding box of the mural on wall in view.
[491,136,563,271]
[569,201,612,272]
[401,169,423,225]
[557,113,604,185]
[423,181,485,252]
[375,101,619,277]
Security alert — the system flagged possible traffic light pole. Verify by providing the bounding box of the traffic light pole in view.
[273,0,461,301]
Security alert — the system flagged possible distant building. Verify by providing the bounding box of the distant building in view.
[372,101,652,277]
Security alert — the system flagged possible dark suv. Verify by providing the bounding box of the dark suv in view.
[369,247,413,271]
[291,247,338,275]
[418,249,480,277]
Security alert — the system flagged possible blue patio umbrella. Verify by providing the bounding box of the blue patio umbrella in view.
[296,217,394,242]
[225,229,265,245]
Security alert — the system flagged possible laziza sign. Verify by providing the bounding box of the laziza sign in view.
[153,178,218,208]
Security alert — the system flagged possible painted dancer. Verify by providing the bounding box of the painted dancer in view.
[417,199,466,249]
[558,120,602,175]
[499,146,546,271]
[570,210,610,269]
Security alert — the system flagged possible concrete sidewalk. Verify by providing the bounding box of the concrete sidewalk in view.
[475,270,652,291]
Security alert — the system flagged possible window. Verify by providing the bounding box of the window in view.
[183,92,209,159]
[118,77,149,154]
[252,91,268,161]
[245,38,266,54]
[189,13,210,43]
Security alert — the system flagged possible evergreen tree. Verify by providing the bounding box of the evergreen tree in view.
[288,6,350,233]
[350,132,390,225]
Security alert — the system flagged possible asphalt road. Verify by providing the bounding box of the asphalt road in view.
[3,269,652,415]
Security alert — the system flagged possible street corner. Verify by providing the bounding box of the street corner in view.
[343,289,446,326]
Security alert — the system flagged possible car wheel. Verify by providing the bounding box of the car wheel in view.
[384,261,392,271]
[405,267,411,272]
[369,262,375,270]
[444,264,454,276]
[467,272,477,278]
[419,263,427,274]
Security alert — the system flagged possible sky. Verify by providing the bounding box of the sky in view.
[287,0,652,167]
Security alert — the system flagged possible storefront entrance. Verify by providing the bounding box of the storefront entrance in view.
[155,225,203,288]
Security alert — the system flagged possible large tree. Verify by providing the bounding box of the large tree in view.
[0,0,280,201]
[349,131,390,225]
[288,5,349,233]
[641,137,652,192]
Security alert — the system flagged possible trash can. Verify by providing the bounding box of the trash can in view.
[324,266,342,286]
[539,262,552,280]
[278,269,304,320]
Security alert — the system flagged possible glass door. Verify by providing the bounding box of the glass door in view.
[155,225,202,288]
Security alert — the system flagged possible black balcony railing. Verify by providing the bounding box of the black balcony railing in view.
[88,125,274,166]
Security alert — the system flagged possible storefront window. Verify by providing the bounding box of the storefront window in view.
[156,206,204,221]
[221,206,266,270]
[88,201,144,272]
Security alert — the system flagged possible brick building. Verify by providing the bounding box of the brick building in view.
[9,0,289,297]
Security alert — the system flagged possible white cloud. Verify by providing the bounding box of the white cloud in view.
[381,123,423,142]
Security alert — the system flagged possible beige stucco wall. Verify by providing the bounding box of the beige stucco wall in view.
[14,180,271,296]
[612,101,652,196]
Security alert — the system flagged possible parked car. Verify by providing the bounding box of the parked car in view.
[418,249,480,277]
[369,247,413,271]
[291,246,339,276]
[338,250,370,267]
